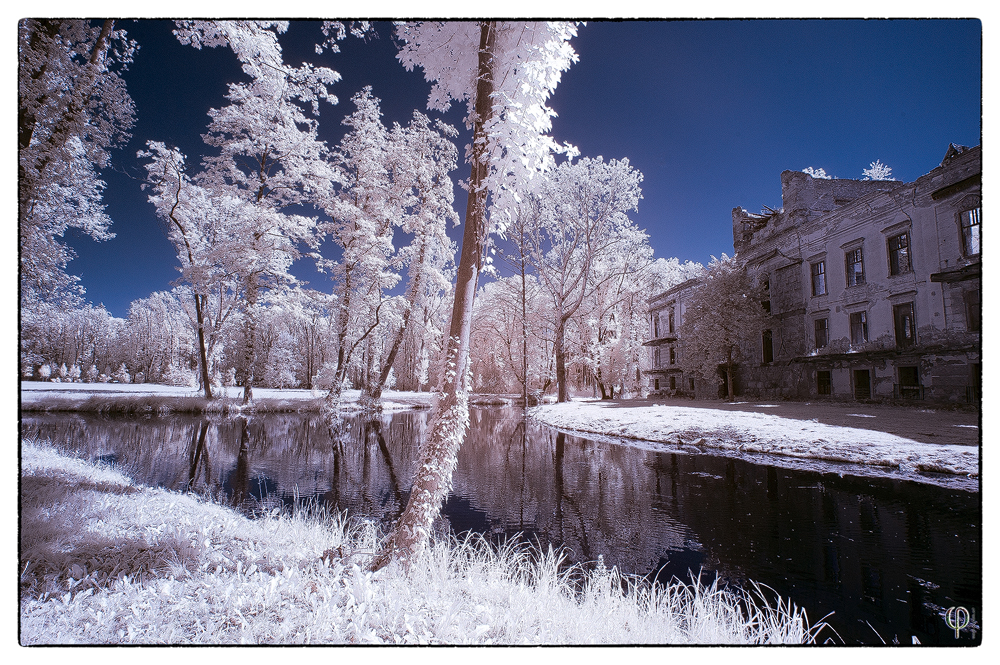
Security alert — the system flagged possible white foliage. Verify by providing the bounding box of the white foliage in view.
[395,21,580,231]
[19,20,136,306]
[801,166,833,179]
[861,159,896,181]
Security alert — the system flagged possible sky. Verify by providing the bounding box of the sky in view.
[59,18,982,318]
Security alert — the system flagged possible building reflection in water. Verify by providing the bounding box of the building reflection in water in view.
[23,407,979,644]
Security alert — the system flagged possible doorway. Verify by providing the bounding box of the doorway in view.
[854,369,871,400]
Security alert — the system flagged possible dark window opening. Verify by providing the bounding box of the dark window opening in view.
[652,312,659,338]
[960,207,981,256]
[762,276,771,314]
[689,378,695,391]
[850,311,868,345]
[814,318,829,349]
[846,248,865,286]
[669,376,676,390]
[762,329,773,363]
[897,366,920,399]
[893,302,916,348]
[668,310,675,334]
[669,347,676,365]
[654,378,659,391]
[888,232,911,275]
[854,369,871,400]
[817,370,832,395]
[811,261,827,296]
[965,289,981,332]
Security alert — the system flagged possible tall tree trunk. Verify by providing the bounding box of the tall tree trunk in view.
[726,347,735,402]
[365,249,425,406]
[555,313,571,403]
[194,293,213,399]
[370,21,496,572]
[520,257,529,407]
[242,279,258,405]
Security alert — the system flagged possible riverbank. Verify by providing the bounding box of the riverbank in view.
[19,439,821,645]
[19,382,437,414]
[529,398,979,489]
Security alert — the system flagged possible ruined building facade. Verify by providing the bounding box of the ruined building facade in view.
[645,144,980,403]
[643,277,711,397]
[734,144,980,403]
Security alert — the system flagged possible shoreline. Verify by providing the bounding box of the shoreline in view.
[19,439,819,645]
[529,399,980,492]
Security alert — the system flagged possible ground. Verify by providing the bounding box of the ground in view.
[529,396,980,492]
[623,396,979,447]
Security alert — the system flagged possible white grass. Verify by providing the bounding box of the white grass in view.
[530,400,979,484]
[20,439,822,645]
[20,382,437,413]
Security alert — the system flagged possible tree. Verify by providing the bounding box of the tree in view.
[362,110,460,408]
[19,19,136,308]
[173,20,340,404]
[525,157,646,402]
[862,159,895,181]
[315,88,404,410]
[678,255,765,401]
[371,21,579,570]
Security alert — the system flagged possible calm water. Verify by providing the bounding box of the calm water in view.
[22,407,980,645]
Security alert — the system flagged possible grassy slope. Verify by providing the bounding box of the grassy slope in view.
[20,440,822,645]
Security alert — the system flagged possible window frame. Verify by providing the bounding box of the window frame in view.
[810,261,827,296]
[892,302,916,348]
[887,231,912,276]
[814,317,829,349]
[850,311,869,345]
[762,329,774,363]
[845,247,866,287]
[959,206,981,257]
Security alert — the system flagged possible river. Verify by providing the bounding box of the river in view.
[21,406,981,645]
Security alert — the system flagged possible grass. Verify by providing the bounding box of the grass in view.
[20,438,825,645]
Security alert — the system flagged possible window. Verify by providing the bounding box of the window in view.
[960,207,981,256]
[654,347,661,368]
[817,370,832,395]
[846,248,865,286]
[651,312,659,338]
[887,232,911,275]
[654,378,660,391]
[761,276,771,314]
[689,378,695,391]
[669,347,676,365]
[811,261,827,296]
[669,376,676,390]
[893,303,916,348]
[668,309,675,334]
[814,318,829,349]
[762,329,773,363]
[850,311,868,345]
[965,289,981,332]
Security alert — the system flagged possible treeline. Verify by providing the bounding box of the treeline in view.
[20,285,451,394]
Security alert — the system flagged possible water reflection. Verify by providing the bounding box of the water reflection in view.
[22,407,980,645]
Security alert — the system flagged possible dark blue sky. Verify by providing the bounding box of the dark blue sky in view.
[65,19,981,318]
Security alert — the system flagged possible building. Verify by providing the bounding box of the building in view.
[731,144,980,403]
[643,277,710,397]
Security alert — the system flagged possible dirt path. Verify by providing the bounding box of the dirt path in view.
[599,397,980,447]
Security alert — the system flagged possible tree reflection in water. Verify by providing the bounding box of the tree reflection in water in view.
[22,407,980,644]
